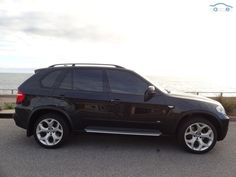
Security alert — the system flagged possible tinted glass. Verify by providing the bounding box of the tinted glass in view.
[41,70,61,88]
[59,71,73,89]
[107,70,148,95]
[74,69,103,92]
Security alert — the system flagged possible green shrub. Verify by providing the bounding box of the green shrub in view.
[3,103,16,110]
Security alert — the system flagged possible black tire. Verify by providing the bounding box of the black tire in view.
[33,113,70,148]
[177,117,217,154]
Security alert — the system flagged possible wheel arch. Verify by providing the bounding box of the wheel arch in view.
[176,112,222,140]
[27,107,73,136]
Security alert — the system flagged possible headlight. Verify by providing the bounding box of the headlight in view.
[216,105,226,115]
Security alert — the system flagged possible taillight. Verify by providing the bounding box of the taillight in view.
[16,91,25,104]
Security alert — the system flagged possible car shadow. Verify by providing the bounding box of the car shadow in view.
[66,133,182,153]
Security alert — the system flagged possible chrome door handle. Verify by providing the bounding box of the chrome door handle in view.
[110,99,120,103]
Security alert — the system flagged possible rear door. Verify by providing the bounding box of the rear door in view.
[54,68,114,129]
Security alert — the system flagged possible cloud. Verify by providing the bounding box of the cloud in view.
[22,25,108,41]
[0,10,115,41]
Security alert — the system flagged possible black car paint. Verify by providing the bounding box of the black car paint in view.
[14,66,229,141]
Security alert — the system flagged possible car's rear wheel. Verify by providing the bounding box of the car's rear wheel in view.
[34,113,69,148]
[178,117,217,154]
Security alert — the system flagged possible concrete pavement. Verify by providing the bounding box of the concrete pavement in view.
[0,119,236,177]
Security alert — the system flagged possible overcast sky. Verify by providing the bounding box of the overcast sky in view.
[0,0,235,82]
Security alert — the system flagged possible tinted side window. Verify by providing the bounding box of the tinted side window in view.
[74,69,103,92]
[41,70,62,88]
[59,71,73,90]
[107,70,148,95]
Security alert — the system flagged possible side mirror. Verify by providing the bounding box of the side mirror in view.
[144,86,157,101]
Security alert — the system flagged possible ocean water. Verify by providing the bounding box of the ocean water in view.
[0,73,32,94]
[146,76,236,93]
[0,73,236,95]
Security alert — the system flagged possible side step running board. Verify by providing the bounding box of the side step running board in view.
[85,127,162,137]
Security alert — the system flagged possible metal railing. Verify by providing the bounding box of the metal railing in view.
[0,89,18,95]
[186,91,236,97]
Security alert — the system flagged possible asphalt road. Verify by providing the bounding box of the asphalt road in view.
[0,120,236,177]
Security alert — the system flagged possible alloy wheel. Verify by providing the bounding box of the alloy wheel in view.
[184,122,214,152]
[36,118,64,146]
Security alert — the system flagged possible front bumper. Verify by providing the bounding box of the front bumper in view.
[217,114,229,141]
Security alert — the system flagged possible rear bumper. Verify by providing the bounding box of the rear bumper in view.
[13,108,30,130]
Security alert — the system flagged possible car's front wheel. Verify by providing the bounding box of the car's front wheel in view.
[178,117,217,154]
[34,113,69,148]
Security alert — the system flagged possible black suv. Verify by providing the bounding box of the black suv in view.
[14,63,229,153]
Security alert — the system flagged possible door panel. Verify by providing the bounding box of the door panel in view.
[109,93,170,128]
[54,89,113,129]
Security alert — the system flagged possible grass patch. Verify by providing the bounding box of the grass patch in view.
[214,96,236,115]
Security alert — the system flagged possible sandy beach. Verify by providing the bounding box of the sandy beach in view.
[0,95,16,106]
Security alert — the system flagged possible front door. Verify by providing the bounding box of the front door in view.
[105,69,169,129]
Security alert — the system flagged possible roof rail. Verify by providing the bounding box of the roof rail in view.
[49,63,124,68]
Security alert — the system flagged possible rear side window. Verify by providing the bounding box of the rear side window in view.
[41,70,62,88]
[74,69,103,92]
[59,71,73,90]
